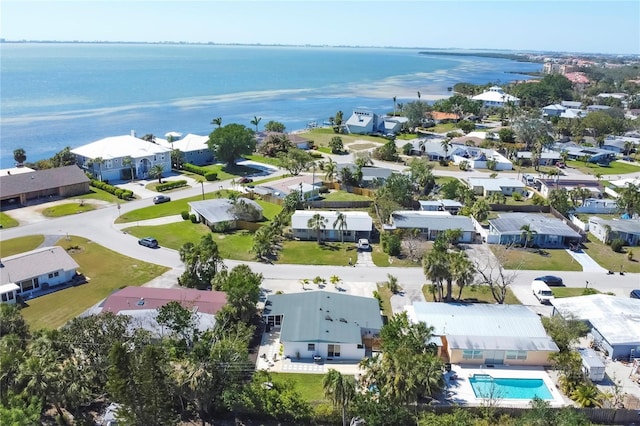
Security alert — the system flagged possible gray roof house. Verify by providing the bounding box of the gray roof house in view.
[0,246,80,299]
[0,165,89,205]
[291,210,372,242]
[488,213,582,247]
[188,198,263,229]
[541,104,566,117]
[157,133,214,166]
[406,302,558,366]
[588,217,640,246]
[466,177,526,196]
[551,295,640,360]
[516,150,561,166]
[263,291,383,361]
[561,100,582,109]
[384,211,475,243]
[418,199,463,213]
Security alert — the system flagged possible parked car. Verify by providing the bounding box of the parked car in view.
[138,237,159,248]
[238,177,253,184]
[534,275,564,286]
[556,162,566,169]
[630,289,640,299]
[357,239,370,251]
[153,195,171,204]
[531,280,555,305]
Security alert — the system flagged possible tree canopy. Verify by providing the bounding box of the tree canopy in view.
[208,123,256,166]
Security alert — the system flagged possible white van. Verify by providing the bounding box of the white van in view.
[531,280,555,304]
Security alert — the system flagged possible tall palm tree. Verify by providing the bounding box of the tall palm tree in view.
[250,116,262,133]
[211,117,222,128]
[333,212,348,243]
[122,156,135,182]
[393,96,397,116]
[324,159,337,182]
[323,369,356,426]
[13,148,27,165]
[149,164,164,184]
[440,138,451,160]
[93,157,105,181]
[307,213,327,244]
[519,224,537,249]
[451,251,475,300]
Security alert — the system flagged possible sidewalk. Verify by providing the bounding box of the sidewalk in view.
[565,249,607,273]
[114,214,184,230]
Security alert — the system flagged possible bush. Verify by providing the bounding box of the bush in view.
[157,180,188,192]
[402,143,413,156]
[610,238,625,253]
[459,160,470,171]
[439,159,449,166]
[531,194,548,206]
[90,179,132,199]
[182,163,209,176]
[189,214,200,224]
[204,172,218,181]
[382,233,401,256]
[512,192,523,201]
[319,185,329,194]
[181,211,190,220]
[211,221,232,233]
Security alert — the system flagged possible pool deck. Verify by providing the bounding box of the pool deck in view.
[445,365,569,407]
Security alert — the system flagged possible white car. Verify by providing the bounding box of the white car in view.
[357,239,370,251]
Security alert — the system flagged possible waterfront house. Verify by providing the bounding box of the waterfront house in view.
[487,213,583,247]
[344,110,406,135]
[263,291,383,361]
[157,133,214,166]
[471,86,520,108]
[291,210,372,242]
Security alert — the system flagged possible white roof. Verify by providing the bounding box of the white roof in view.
[71,135,171,160]
[0,166,35,177]
[157,133,209,152]
[119,309,216,337]
[467,177,525,192]
[551,295,640,346]
[164,131,183,138]
[0,283,20,294]
[472,90,519,103]
[291,210,373,232]
[1,246,79,285]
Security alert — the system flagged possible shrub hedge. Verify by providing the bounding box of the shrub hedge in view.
[183,163,218,181]
[157,180,188,192]
[90,180,133,200]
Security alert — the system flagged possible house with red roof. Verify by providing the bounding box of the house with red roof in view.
[101,286,227,315]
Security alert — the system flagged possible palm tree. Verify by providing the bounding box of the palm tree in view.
[623,141,633,155]
[149,164,164,184]
[323,369,356,426]
[307,213,327,244]
[440,138,451,160]
[93,157,105,181]
[519,224,537,249]
[13,148,27,165]
[211,117,222,128]
[571,384,603,408]
[329,275,342,288]
[250,116,262,133]
[333,211,348,243]
[324,158,337,182]
[392,96,397,116]
[122,156,135,182]
[451,251,475,300]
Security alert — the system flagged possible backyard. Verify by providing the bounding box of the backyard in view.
[268,372,327,404]
[489,246,583,271]
[20,236,169,330]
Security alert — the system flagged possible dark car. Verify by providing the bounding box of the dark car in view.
[153,195,171,204]
[534,275,564,286]
[631,289,640,299]
[238,177,253,184]
[138,237,159,248]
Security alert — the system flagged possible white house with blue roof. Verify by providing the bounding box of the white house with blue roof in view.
[405,302,558,366]
[263,291,383,361]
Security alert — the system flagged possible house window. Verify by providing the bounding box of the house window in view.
[105,159,113,169]
[1,293,8,302]
[48,272,59,279]
[506,351,527,360]
[328,344,341,357]
[357,344,364,349]
[308,343,315,351]
[462,350,483,359]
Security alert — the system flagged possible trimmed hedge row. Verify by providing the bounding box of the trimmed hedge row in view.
[90,180,133,200]
[183,163,218,181]
[157,180,188,192]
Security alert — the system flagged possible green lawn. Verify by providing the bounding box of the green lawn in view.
[0,212,19,228]
[21,236,169,330]
[179,163,265,182]
[122,222,256,261]
[581,235,640,273]
[297,128,387,147]
[41,202,97,217]
[77,187,124,203]
[422,284,521,305]
[321,191,371,201]
[566,160,640,176]
[250,174,291,186]
[277,241,356,265]
[371,247,422,268]
[269,372,328,404]
[243,154,283,167]
[376,284,394,317]
[489,246,583,271]
[429,123,458,133]
[0,235,45,257]
[552,287,601,298]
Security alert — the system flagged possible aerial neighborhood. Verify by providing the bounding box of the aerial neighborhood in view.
[3,51,640,425]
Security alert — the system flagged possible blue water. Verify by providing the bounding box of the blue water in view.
[0,43,541,168]
[469,375,553,400]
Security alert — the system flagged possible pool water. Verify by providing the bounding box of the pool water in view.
[469,375,553,400]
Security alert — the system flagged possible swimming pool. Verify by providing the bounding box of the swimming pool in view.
[469,374,553,400]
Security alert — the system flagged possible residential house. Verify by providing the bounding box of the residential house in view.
[551,142,614,164]
[253,175,321,201]
[0,165,89,205]
[551,295,640,360]
[405,302,559,366]
[263,291,383,361]
[587,105,612,112]
[344,110,406,135]
[291,210,372,242]
[0,246,80,299]
[188,198,263,229]
[487,213,583,247]
[573,198,618,214]
[418,199,463,214]
[408,139,448,159]
[604,178,640,198]
[0,166,35,177]
[588,217,640,246]
[560,109,587,119]
[561,100,582,109]
[516,150,561,167]
[601,135,639,154]
[157,133,213,166]
[71,134,172,181]
[541,104,566,117]
[429,111,460,123]
[383,211,475,243]
[451,145,513,171]
[471,86,520,108]
[466,177,526,197]
[0,284,20,304]
[534,178,602,199]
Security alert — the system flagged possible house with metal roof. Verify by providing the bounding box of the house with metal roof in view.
[516,150,561,167]
[156,133,214,166]
[466,177,526,197]
[71,134,172,181]
[291,210,372,242]
[451,146,513,171]
[384,211,475,243]
[604,177,640,198]
[551,142,614,164]
[471,86,520,108]
[0,165,89,205]
[534,178,602,199]
[551,295,640,360]
[344,110,407,135]
[405,302,558,366]
[263,291,383,361]
[541,104,566,117]
[188,198,263,229]
[588,217,640,246]
[0,246,80,299]
[601,135,639,154]
[418,199,463,214]
[561,100,582,109]
[488,213,583,247]
[254,174,321,201]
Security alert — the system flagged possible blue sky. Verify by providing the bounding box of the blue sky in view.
[1,1,638,54]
